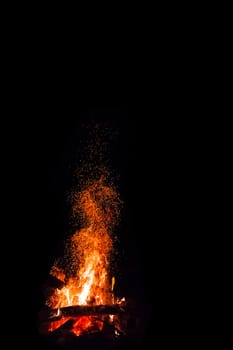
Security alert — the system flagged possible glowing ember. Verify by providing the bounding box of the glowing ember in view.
[45,176,123,336]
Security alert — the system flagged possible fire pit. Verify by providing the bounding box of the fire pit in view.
[38,176,145,349]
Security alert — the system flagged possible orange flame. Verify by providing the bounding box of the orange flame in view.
[46,177,122,336]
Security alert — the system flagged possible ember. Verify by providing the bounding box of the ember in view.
[37,120,148,349]
[38,174,130,348]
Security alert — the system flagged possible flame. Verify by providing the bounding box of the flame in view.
[46,177,122,336]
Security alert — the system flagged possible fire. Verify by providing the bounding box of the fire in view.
[45,176,122,336]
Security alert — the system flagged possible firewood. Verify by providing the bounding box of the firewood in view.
[40,304,126,322]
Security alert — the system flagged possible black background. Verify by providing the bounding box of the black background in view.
[0,11,213,347]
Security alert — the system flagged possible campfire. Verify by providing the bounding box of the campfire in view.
[38,176,137,349]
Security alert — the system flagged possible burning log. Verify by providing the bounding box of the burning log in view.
[40,304,126,323]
